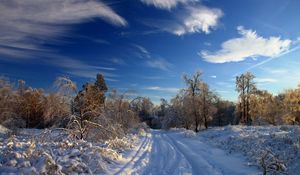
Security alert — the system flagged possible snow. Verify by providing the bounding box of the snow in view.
[0,124,10,136]
[199,125,300,175]
[0,125,141,174]
[109,129,260,175]
[111,132,152,175]
[1,124,299,175]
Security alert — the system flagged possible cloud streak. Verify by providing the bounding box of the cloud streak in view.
[43,55,118,81]
[200,26,291,63]
[255,78,278,83]
[245,43,300,71]
[145,86,180,93]
[133,44,173,71]
[146,58,173,71]
[0,0,127,59]
[141,0,198,10]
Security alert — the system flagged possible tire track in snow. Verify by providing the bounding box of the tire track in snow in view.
[114,132,152,175]
[114,130,259,175]
[166,134,223,175]
[166,132,260,175]
[142,130,192,175]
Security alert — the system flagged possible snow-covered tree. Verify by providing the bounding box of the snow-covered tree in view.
[130,97,154,123]
[236,72,256,125]
[282,84,300,125]
[183,70,203,132]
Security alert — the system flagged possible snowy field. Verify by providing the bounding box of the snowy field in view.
[1,125,300,175]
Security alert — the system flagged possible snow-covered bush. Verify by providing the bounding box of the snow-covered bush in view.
[200,125,300,174]
[260,149,286,175]
[183,130,196,138]
[0,125,141,174]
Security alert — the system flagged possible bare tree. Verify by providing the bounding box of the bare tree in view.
[170,90,192,129]
[43,76,77,127]
[183,70,203,132]
[236,72,256,125]
[130,96,154,123]
[105,90,139,133]
[198,82,217,129]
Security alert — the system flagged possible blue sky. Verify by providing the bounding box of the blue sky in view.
[0,0,300,104]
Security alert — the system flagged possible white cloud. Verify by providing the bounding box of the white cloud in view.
[263,67,288,74]
[0,0,127,58]
[269,69,288,74]
[215,81,234,88]
[140,1,223,36]
[174,6,223,35]
[146,58,173,71]
[132,44,150,56]
[145,86,179,93]
[244,44,300,71]
[46,56,116,71]
[255,78,278,83]
[141,0,196,9]
[216,90,230,93]
[200,26,291,63]
[210,75,217,78]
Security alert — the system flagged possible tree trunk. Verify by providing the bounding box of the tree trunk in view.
[203,94,208,129]
[195,115,199,132]
[204,117,208,129]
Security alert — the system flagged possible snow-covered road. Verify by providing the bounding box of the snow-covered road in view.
[113,130,260,175]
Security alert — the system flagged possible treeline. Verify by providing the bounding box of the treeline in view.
[151,71,300,132]
[235,72,300,126]
[0,77,76,128]
[0,74,152,140]
[151,71,235,132]
[1,70,299,135]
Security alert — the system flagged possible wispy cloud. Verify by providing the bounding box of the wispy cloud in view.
[46,57,115,71]
[145,86,180,93]
[44,56,118,81]
[200,26,291,63]
[111,58,127,65]
[210,75,217,78]
[215,81,235,88]
[142,75,172,80]
[146,58,173,71]
[76,35,111,45]
[255,78,278,83]
[133,44,173,71]
[204,42,211,46]
[67,69,118,82]
[132,44,150,55]
[245,44,300,71]
[0,0,127,59]
[262,67,288,74]
[140,1,223,36]
[216,90,231,94]
[141,0,198,10]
